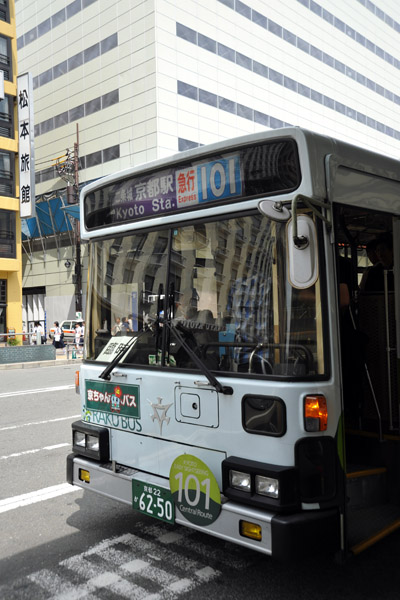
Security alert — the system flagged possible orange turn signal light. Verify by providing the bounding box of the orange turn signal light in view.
[240,520,262,541]
[304,395,328,432]
[79,468,90,483]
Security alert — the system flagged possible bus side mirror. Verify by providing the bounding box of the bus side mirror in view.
[286,215,318,289]
[258,197,321,289]
[258,199,291,222]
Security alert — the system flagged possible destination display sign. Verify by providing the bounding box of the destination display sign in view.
[84,139,300,230]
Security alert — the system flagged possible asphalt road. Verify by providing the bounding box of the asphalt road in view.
[1,363,400,599]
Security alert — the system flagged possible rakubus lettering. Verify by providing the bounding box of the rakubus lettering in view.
[88,410,142,432]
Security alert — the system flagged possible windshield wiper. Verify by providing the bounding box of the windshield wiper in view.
[163,318,233,395]
[99,317,234,395]
[98,327,151,380]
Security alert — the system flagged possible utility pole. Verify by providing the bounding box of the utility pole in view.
[73,125,82,314]
[54,123,82,315]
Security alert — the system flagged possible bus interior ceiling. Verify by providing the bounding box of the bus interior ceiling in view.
[334,204,400,554]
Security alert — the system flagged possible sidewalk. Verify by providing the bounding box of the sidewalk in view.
[0,351,83,370]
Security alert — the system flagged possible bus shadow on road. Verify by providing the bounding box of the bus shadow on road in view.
[2,489,400,599]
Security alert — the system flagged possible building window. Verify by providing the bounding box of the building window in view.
[0,278,5,302]
[102,145,120,162]
[0,35,11,80]
[85,97,101,115]
[0,151,14,195]
[86,150,102,168]
[0,0,10,23]
[0,209,16,258]
[0,95,13,138]
[178,138,200,152]
[69,104,84,122]
[0,150,13,194]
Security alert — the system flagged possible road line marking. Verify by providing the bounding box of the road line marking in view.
[22,531,224,599]
[196,566,218,582]
[0,384,75,399]
[121,559,149,574]
[168,578,192,593]
[0,483,79,514]
[0,414,80,432]
[28,570,75,598]
[159,532,184,544]
[1,442,70,460]
[134,521,250,568]
[89,572,122,588]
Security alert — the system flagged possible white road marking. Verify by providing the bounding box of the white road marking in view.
[28,570,74,599]
[135,521,250,569]
[0,414,81,432]
[122,559,149,574]
[0,483,79,514]
[0,384,75,399]
[4,527,242,598]
[1,442,70,460]
[196,566,218,581]
[42,531,220,599]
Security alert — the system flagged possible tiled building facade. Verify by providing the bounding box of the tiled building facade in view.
[15,0,400,330]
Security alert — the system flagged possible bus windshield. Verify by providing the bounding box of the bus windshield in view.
[86,212,325,377]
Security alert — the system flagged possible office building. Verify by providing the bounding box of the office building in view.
[15,0,400,330]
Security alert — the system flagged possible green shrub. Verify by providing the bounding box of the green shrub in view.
[7,338,20,346]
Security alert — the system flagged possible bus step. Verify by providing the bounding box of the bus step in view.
[348,503,400,555]
[346,466,387,508]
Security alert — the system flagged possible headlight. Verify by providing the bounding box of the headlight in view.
[255,475,280,499]
[74,431,86,447]
[71,421,109,462]
[222,456,298,511]
[230,470,251,492]
[86,435,99,451]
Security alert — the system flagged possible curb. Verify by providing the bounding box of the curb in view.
[0,357,82,370]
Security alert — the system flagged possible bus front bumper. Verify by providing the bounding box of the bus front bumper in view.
[67,454,340,560]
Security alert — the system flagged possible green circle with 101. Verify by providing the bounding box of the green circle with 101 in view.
[169,454,221,526]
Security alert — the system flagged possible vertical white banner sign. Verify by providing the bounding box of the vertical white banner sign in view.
[17,73,35,218]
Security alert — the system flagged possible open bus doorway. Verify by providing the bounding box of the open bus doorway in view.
[334,204,400,555]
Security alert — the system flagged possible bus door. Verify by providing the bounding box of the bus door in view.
[332,199,400,556]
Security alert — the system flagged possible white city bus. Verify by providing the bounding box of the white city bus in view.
[67,127,400,560]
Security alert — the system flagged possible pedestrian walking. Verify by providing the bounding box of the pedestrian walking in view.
[33,321,45,345]
[52,321,65,353]
[74,322,83,354]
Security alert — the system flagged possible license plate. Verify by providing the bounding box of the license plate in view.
[132,480,175,524]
